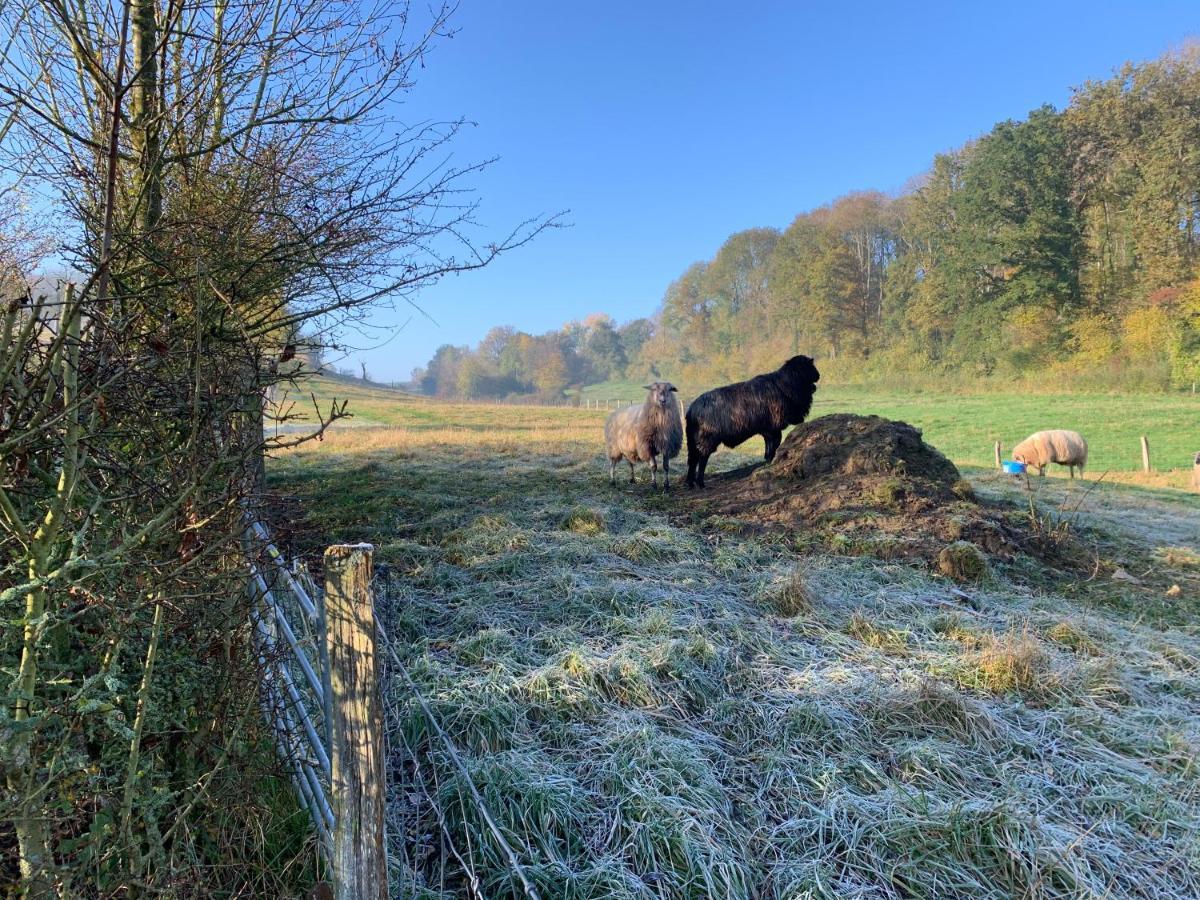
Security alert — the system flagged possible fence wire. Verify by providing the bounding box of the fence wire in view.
[245,522,334,862]
[247,523,542,898]
[377,605,544,900]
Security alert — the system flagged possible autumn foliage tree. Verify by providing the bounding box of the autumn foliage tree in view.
[423,46,1200,395]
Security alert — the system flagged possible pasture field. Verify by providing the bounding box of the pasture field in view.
[819,387,1199,478]
[297,376,1199,481]
[274,372,424,426]
[269,394,1200,899]
[580,379,1200,479]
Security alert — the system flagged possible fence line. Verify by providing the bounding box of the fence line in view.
[376,621,544,900]
[246,520,543,896]
[245,521,391,898]
[244,522,336,863]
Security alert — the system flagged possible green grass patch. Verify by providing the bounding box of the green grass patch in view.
[815,385,1200,474]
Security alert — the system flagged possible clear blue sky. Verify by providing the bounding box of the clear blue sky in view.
[349,1,1197,382]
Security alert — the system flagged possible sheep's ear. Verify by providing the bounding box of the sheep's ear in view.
[668,386,677,392]
[642,385,652,390]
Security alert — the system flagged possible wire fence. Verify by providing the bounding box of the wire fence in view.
[244,520,334,859]
[246,521,544,898]
[377,610,543,900]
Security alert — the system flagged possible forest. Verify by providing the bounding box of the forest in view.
[415,48,1200,398]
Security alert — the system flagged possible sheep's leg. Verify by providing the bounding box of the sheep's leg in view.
[686,445,699,488]
[651,454,659,488]
[663,456,670,493]
[1069,465,1075,480]
[764,429,782,462]
[697,452,711,489]
[609,459,617,485]
[628,460,636,483]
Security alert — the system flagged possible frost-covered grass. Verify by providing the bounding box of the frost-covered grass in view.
[270,402,1200,899]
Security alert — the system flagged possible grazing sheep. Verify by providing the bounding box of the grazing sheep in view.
[685,355,821,489]
[1012,429,1089,478]
[604,382,683,491]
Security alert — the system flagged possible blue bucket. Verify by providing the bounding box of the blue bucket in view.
[1002,460,1027,475]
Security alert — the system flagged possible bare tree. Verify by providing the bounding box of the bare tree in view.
[0,0,553,891]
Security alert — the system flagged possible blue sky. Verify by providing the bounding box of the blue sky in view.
[349,1,1197,382]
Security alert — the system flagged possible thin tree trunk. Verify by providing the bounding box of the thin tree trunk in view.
[95,1,131,306]
[121,599,165,873]
[10,287,82,895]
[131,0,161,236]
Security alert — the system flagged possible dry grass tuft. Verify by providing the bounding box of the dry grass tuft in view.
[560,504,606,534]
[932,612,985,648]
[760,568,817,617]
[958,629,1055,695]
[1158,546,1200,568]
[847,610,910,653]
[869,477,906,508]
[937,540,988,582]
[951,478,976,501]
[1046,620,1100,655]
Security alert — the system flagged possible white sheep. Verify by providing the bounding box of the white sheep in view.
[604,382,683,491]
[1012,429,1089,478]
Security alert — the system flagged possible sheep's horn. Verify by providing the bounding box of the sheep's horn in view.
[642,385,652,390]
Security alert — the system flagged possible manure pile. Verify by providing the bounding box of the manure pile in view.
[697,414,1031,573]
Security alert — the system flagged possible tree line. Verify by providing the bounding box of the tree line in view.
[413,313,656,399]
[418,47,1200,399]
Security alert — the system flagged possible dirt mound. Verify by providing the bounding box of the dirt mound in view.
[768,414,960,485]
[695,414,1023,568]
[740,414,968,520]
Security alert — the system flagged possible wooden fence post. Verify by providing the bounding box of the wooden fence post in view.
[323,543,386,900]
[1140,435,1151,473]
[994,441,1002,469]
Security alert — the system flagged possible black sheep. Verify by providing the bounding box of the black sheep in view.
[685,355,821,488]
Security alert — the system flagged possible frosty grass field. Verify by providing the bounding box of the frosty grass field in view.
[269,381,1200,898]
